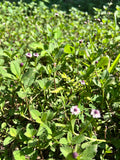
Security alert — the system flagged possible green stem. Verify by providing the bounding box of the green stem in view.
[102,87,105,108]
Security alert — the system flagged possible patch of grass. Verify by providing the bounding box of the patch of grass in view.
[0,1,120,159]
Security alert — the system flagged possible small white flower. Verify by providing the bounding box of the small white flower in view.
[80,80,85,85]
[55,13,59,16]
[91,109,101,118]
[79,39,83,43]
[70,106,80,115]
[33,53,39,57]
[26,53,32,58]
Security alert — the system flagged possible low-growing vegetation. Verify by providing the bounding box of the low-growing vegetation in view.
[0,0,120,159]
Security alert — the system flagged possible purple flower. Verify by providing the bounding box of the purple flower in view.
[72,152,78,159]
[91,109,101,118]
[79,39,83,43]
[70,106,80,115]
[55,13,59,16]
[26,53,32,58]
[97,18,101,22]
[11,48,13,51]
[80,80,85,85]
[20,63,24,67]
[33,53,39,57]
[95,61,98,64]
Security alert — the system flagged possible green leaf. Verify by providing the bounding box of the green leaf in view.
[72,135,85,145]
[30,109,42,123]
[0,100,5,112]
[115,36,120,42]
[47,110,54,121]
[37,122,52,137]
[13,150,26,160]
[3,136,14,146]
[97,56,109,68]
[41,112,48,122]
[29,42,44,50]
[9,128,17,137]
[54,27,62,39]
[1,122,7,129]
[84,65,95,79]
[28,139,38,147]
[0,48,5,56]
[109,54,120,73]
[59,138,68,145]
[0,66,16,80]
[41,123,52,135]
[37,125,45,136]
[10,60,20,78]
[92,78,101,87]
[17,89,27,99]
[67,131,72,143]
[81,142,98,160]
[24,123,36,138]
[64,44,75,54]
[101,70,109,80]
[48,42,58,53]
[0,58,4,65]
[71,119,76,133]
[37,78,51,90]
[60,146,72,158]
[37,79,46,89]
[22,68,35,88]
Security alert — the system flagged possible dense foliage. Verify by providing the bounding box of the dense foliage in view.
[0,1,120,159]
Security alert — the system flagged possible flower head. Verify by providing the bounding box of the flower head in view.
[97,18,101,22]
[20,63,24,67]
[80,80,85,85]
[55,13,59,16]
[26,53,32,58]
[33,53,39,57]
[95,61,98,64]
[91,109,101,118]
[79,39,83,43]
[70,106,80,115]
[72,152,78,159]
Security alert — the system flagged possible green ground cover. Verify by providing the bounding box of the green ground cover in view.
[0,0,120,159]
